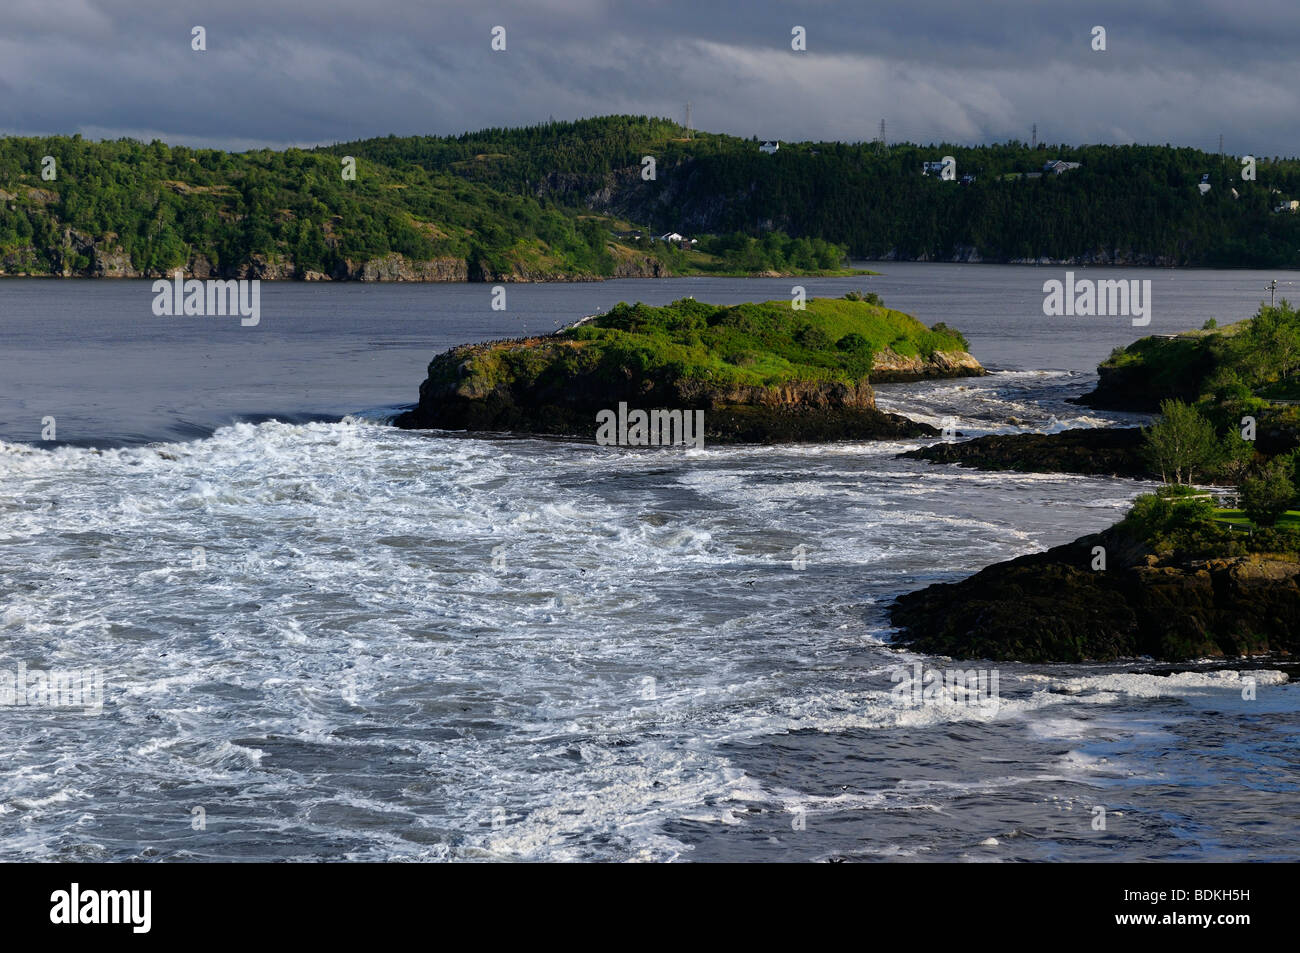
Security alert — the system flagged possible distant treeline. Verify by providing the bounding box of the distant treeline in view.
[332,116,1300,267]
[1,116,1297,279]
[0,135,618,277]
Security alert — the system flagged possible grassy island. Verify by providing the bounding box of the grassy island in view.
[394,294,983,442]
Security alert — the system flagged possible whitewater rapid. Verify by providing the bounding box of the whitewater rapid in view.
[0,372,1295,861]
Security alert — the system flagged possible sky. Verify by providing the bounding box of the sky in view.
[0,0,1296,155]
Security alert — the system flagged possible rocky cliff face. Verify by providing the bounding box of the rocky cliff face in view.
[871,347,985,383]
[1074,358,1208,412]
[0,238,482,282]
[536,164,719,231]
[533,163,1197,266]
[341,254,469,282]
[0,241,664,283]
[4,249,676,283]
[607,250,668,278]
[889,528,1300,662]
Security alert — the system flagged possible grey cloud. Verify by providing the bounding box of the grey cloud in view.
[0,0,1294,154]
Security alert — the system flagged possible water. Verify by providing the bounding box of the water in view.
[1,264,1298,861]
[3,263,1288,446]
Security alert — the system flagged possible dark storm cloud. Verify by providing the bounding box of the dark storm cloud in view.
[0,0,1296,153]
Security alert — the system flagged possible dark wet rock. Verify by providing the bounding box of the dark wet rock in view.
[899,427,1151,479]
[393,340,938,443]
[889,527,1300,662]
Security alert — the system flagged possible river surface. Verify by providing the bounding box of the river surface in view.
[1,263,1297,861]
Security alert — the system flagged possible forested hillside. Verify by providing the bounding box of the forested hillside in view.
[332,116,1300,266]
[0,136,639,279]
[2,115,1298,280]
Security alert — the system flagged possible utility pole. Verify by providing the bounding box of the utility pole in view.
[1031,122,1037,150]
[684,102,692,139]
[1267,279,1278,308]
[876,118,887,155]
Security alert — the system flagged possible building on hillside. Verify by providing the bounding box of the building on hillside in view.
[759,141,780,154]
[1043,159,1081,174]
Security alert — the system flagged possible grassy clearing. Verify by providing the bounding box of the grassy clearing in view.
[559,297,969,388]
[1213,508,1300,530]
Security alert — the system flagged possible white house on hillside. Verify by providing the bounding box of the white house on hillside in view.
[1043,159,1081,175]
[759,141,780,154]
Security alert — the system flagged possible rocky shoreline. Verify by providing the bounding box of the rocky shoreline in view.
[393,297,984,443]
[899,426,1152,479]
[0,234,875,283]
[889,526,1300,663]
[887,335,1300,661]
[392,336,978,443]
[866,248,1185,266]
[0,247,674,282]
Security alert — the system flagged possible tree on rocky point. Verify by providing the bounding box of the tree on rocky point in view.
[1142,399,1220,485]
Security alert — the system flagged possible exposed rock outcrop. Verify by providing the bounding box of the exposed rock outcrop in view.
[1073,348,1214,412]
[392,336,939,442]
[394,292,987,443]
[899,427,1151,479]
[871,347,985,383]
[340,254,469,282]
[890,528,1300,662]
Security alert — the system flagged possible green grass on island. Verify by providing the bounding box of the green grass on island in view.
[1213,508,1300,531]
[1094,301,1300,417]
[436,294,973,394]
[1081,301,1300,560]
[1115,484,1300,560]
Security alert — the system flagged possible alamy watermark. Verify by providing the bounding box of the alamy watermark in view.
[1,662,103,715]
[50,883,150,933]
[1042,272,1151,326]
[890,662,1000,711]
[151,271,260,326]
[595,402,705,449]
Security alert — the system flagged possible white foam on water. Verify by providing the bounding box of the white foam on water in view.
[0,413,1289,861]
[1025,669,1290,697]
